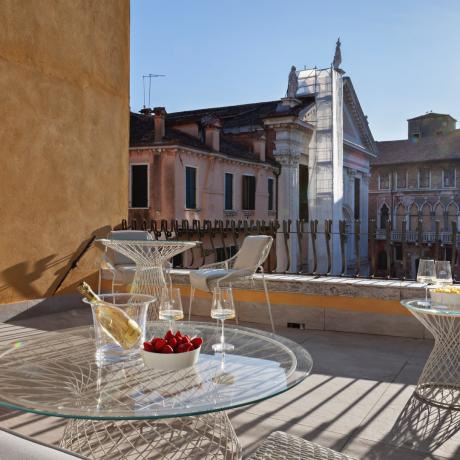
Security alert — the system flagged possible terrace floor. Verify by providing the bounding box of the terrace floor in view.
[1,307,459,460]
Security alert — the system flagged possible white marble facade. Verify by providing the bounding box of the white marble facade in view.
[269,66,377,273]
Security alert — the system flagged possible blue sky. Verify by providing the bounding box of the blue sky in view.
[130,0,460,140]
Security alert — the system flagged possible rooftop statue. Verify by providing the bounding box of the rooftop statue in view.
[333,38,342,69]
[286,65,298,98]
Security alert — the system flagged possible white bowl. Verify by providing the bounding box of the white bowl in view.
[141,346,201,371]
[430,291,460,309]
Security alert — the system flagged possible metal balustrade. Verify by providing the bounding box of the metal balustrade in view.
[117,218,459,281]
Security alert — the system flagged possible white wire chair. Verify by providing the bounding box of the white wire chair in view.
[248,431,355,460]
[188,235,275,332]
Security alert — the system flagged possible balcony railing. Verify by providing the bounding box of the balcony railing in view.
[120,217,459,281]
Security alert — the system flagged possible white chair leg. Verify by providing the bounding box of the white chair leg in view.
[229,282,239,325]
[262,273,275,332]
[188,286,195,321]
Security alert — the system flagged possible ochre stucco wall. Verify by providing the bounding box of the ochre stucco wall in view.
[0,0,130,303]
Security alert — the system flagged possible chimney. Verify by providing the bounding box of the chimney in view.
[253,135,266,162]
[153,107,167,142]
[201,115,221,151]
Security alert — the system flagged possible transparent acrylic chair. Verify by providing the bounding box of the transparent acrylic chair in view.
[188,235,275,332]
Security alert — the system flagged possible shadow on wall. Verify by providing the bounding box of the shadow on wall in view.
[0,225,112,301]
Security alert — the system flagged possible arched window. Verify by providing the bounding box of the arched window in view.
[380,204,390,230]
[396,203,406,232]
[421,203,431,232]
[434,203,444,231]
[409,203,419,231]
[447,202,459,232]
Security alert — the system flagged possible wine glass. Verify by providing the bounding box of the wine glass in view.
[435,261,453,286]
[211,287,235,352]
[158,287,184,331]
[417,259,436,305]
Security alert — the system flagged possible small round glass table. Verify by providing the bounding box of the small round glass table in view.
[401,299,460,409]
[0,322,313,459]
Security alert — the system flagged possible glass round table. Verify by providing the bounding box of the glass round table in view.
[0,322,313,459]
[401,299,460,409]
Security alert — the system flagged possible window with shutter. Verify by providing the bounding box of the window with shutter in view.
[185,166,197,209]
[130,164,148,208]
[268,177,274,211]
[224,173,233,210]
[242,175,256,210]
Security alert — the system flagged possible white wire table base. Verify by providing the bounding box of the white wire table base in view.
[99,240,196,321]
[60,412,242,460]
[410,309,460,409]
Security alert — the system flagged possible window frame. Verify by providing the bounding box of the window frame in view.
[242,174,256,211]
[378,172,391,190]
[224,172,234,211]
[129,163,150,209]
[442,168,456,189]
[267,177,275,211]
[185,165,198,210]
[418,167,431,189]
[395,170,408,190]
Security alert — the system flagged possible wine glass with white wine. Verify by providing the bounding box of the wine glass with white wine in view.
[158,287,184,331]
[417,259,436,306]
[435,261,453,286]
[211,287,235,352]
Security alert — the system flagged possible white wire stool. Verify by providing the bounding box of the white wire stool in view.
[247,431,355,460]
[401,299,460,410]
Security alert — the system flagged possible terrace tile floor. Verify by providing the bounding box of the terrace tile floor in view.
[1,307,459,459]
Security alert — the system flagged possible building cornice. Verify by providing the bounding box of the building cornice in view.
[130,145,280,171]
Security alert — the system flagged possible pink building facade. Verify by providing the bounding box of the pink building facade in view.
[129,105,279,225]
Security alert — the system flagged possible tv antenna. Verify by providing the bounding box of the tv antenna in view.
[142,73,166,108]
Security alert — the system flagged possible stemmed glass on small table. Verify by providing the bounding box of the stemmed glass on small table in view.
[417,259,436,306]
[211,287,235,352]
[158,287,184,331]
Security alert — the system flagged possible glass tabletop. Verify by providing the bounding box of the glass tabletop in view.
[0,322,312,421]
[401,299,460,316]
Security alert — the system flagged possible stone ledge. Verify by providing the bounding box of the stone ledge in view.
[170,270,423,301]
[172,270,431,339]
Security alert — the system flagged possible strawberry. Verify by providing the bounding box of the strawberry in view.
[165,330,174,341]
[175,330,182,339]
[191,337,203,349]
[176,343,188,353]
[153,338,166,352]
[143,341,154,352]
[182,335,191,343]
[168,337,178,349]
[161,345,174,354]
[184,343,194,352]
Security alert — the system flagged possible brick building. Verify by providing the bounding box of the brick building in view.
[369,113,460,276]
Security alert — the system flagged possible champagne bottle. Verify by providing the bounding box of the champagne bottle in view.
[77,282,142,350]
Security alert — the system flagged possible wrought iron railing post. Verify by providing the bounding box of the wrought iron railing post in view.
[384,220,392,279]
[339,220,346,276]
[401,220,407,280]
[325,219,332,275]
[369,219,376,277]
[283,219,291,272]
[354,220,361,277]
[310,219,318,275]
[451,220,458,281]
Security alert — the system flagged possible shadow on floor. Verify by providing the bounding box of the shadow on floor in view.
[366,394,460,459]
